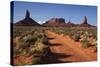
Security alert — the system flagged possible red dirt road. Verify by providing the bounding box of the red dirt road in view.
[45,30,97,62]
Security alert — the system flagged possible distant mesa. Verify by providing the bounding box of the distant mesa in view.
[43,18,67,27]
[14,10,40,26]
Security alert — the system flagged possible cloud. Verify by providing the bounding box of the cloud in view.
[38,21,46,24]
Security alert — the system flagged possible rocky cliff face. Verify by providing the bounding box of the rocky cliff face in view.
[15,10,40,26]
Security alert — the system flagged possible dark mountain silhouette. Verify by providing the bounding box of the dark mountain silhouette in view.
[14,10,40,26]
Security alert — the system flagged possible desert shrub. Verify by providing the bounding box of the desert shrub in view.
[72,33,80,41]
[13,27,51,65]
[88,37,97,47]
[28,42,49,64]
[92,32,97,39]
[13,48,21,58]
[57,30,65,34]
[42,36,48,45]
[80,38,91,48]
[91,39,97,46]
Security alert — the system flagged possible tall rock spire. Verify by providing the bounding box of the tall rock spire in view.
[25,10,30,19]
[15,10,40,26]
[83,16,88,24]
[79,16,95,27]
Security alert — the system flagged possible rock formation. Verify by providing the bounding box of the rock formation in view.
[43,18,66,27]
[15,10,40,26]
[79,16,93,27]
[66,20,76,27]
[14,11,95,27]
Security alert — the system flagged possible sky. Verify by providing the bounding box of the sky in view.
[11,1,97,25]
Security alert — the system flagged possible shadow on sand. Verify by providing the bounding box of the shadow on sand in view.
[38,51,72,64]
